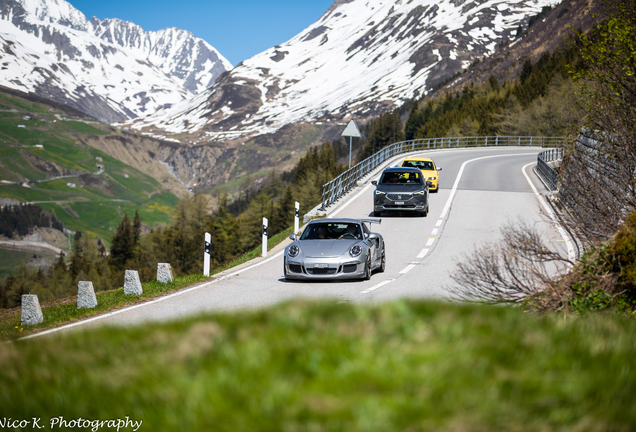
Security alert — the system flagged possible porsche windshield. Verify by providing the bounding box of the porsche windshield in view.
[300,223,362,240]
[379,171,422,185]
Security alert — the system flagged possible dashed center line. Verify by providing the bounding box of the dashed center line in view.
[360,279,394,294]
[417,248,429,259]
[435,219,443,227]
[400,264,416,274]
[425,238,436,247]
[431,228,438,235]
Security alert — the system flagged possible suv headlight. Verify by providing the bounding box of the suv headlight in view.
[288,245,300,258]
[375,190,386,195]
[349,244,362,257]
[413,190,425,195]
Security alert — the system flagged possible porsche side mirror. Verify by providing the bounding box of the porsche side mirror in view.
[289,234,297,241]
[371,180,377,185]
[437,167,442,171]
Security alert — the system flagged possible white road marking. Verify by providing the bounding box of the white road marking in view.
[400,264,416,274]
[360,279,394,294]
[425,238,435,246]
[435,220,443,227]
[417,248,429,259]
[228,250,285,277]
[431,228,438,235]
[521,162,576,262]
[439,153,538,219]
[21,250,287,340]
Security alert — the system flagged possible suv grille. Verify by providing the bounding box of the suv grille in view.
[387,193,413,201]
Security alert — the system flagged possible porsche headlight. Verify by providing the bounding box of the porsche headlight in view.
[349,244,362,257]
[288,245,300,258]
[413,190,425,195]
[427,177,437,181]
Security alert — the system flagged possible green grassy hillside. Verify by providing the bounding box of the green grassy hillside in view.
[0,91,180,244]
[2,300,634,430]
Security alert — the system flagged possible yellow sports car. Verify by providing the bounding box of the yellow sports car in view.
[401,157,442,192]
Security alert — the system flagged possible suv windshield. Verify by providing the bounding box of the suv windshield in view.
[300,223,362,240]
[379,171,422,185]
[403,160,435,170]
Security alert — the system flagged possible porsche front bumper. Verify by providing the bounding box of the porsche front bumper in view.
[284,256,367,280]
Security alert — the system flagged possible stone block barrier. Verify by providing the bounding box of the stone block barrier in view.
[77,281,98,309]
[21,294,43,325]
[157,263,174,283]
[123,270,143,295]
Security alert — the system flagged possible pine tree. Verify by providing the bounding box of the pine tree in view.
[133,210,142,246]
[274,186,295,234]
[109,213,134,272]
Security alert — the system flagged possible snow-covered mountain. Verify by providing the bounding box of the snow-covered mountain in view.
[0,0,231,122]
[129,0,554,142]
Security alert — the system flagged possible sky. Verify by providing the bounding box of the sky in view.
[68,0,335,66]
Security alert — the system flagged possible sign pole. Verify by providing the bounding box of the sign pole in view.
[341,120,361,170]
[294,202,299,234]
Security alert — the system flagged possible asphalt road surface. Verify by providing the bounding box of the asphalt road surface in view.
[68,147,573,330]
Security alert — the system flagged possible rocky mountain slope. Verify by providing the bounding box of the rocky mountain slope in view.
[0,0,231,123]
[129,0,554,143]
[446,0,598,91]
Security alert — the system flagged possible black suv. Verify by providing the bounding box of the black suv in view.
[371,167,431,217]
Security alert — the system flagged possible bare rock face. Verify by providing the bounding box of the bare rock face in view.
[21,294,43,325]
[77,281,98,309]
[157,263,174,283]
[123,270,143,295]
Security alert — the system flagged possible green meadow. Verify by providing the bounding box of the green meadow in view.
[0,91,179,245]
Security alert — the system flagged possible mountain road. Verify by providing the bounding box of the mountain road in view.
[54,147,571,331]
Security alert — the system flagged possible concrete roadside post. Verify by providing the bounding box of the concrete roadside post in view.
[294,202,300,234]
[123,270,143,295]
[21,294,43,325]
[77,281,97,309]
[262,218,268,258]
[204,232,211,277]
[157,263,174,283]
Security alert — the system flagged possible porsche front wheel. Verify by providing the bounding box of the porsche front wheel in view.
[363,255,372,280]
[378,249,386,273]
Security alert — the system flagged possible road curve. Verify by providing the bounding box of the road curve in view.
[58,147,570,331]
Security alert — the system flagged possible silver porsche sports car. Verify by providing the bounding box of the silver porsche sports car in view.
[283,218,385,281]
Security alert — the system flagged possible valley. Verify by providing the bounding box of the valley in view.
[0,88,184,275]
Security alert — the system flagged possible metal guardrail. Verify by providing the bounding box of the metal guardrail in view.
[536,148,564,191]
[320,135,564,210]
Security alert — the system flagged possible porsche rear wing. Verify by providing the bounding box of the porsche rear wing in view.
[360,218,381,225]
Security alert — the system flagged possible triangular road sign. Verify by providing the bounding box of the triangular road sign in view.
[341,120,361,138]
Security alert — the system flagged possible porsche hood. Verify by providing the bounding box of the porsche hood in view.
[297,239,359,258]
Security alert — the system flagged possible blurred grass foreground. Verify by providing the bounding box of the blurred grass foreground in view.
[1,300,635,431]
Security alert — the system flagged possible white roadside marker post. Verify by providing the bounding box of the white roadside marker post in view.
[204,232,211,277]
[262,218,268,258]
[294,202,300,235]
